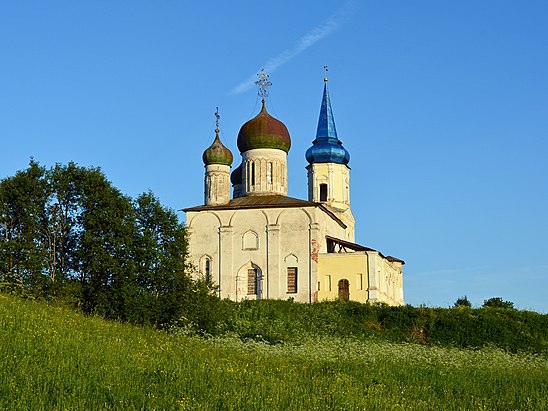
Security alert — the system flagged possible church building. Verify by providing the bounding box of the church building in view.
[184,70,404,305]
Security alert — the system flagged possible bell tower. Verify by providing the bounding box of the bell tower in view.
[305,68,355,240]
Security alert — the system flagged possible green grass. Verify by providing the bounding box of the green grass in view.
[1,294,547,410]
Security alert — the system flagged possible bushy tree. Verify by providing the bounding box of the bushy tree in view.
[0,159,50,294]
[483,297,514,309]
[0,160,209,327]
[44,162,87,287]
[131,191,192,325]
[454,295,472,308]
[75,167,137,316]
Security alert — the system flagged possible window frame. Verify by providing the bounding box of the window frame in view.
[287,267,298,294]
[319,183,328,202]
[247,268,258,295]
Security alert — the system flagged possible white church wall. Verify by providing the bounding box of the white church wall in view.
[227,209,269,301]
[314,211,349,253]
[186,203,400,305]
[278,208,314,302]
[186,211,223,283]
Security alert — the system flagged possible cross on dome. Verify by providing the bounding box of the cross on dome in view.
[255,69,272,102]
[215,107,220,132]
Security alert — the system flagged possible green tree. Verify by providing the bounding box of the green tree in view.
[0,160,50,295]
[75,167,137,317]
[1,160,211,328]
[43,162,86,288]
[454,295,472,308]
[483,297,515,309]
[132,191,192,326]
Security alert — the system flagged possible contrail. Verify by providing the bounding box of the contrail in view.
[230,1,357,95]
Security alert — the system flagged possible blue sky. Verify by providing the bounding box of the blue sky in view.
[1,1,547,312]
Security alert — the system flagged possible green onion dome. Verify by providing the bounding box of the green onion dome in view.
[237,102,291,154]
[202,129,233,166]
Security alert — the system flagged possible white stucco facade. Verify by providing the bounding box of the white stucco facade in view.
[204,164,230,206]
[185,79,404,305]
[186,200,348,302]
[241,149,288,196]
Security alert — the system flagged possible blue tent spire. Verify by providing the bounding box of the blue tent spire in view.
[306,75,350,165]
[316,80,339,144]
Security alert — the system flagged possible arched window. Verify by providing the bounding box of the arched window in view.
[251,162,256,186]
[319,183,328,202]
[237,262,263,300]
[200,255,212,282]
[267,162,273,185]
[205,258,211,282]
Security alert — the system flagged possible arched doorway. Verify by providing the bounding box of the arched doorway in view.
[338,279,350,301]
[236,262,263,301]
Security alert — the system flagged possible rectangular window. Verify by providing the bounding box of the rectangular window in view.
[356,273,363,290]
[319,184,328,202]
[287,267,297,293]
[247,268,257,295]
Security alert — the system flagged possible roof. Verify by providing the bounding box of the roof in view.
[183,195,346,228]
[325,235,405,264]
[316,81,338,142]
[237,102,291,153]
[202,131,233,166]
[306,80,349,165]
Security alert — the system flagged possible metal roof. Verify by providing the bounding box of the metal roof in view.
[325,235,405,265]
[183,195,347,228]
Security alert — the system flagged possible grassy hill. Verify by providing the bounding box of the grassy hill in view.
[1,294,547,410]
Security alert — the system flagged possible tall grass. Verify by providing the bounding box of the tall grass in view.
[1,293,547,410]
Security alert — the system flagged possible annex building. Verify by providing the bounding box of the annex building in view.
[184,71,404,305]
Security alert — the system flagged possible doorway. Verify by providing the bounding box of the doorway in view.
[338,279,350,301]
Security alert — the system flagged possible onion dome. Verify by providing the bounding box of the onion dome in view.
[306,79,350,165]
[237,101,291,153]
[203,129,233,166]
[230,163,242,185]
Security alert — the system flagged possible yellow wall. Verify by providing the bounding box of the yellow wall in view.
[316,251,404,305]
[316,252,369,302]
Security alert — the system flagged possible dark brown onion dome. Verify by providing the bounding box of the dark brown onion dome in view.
[230,163,242,185]
[203,129,233,166]
[237,102,291,153]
